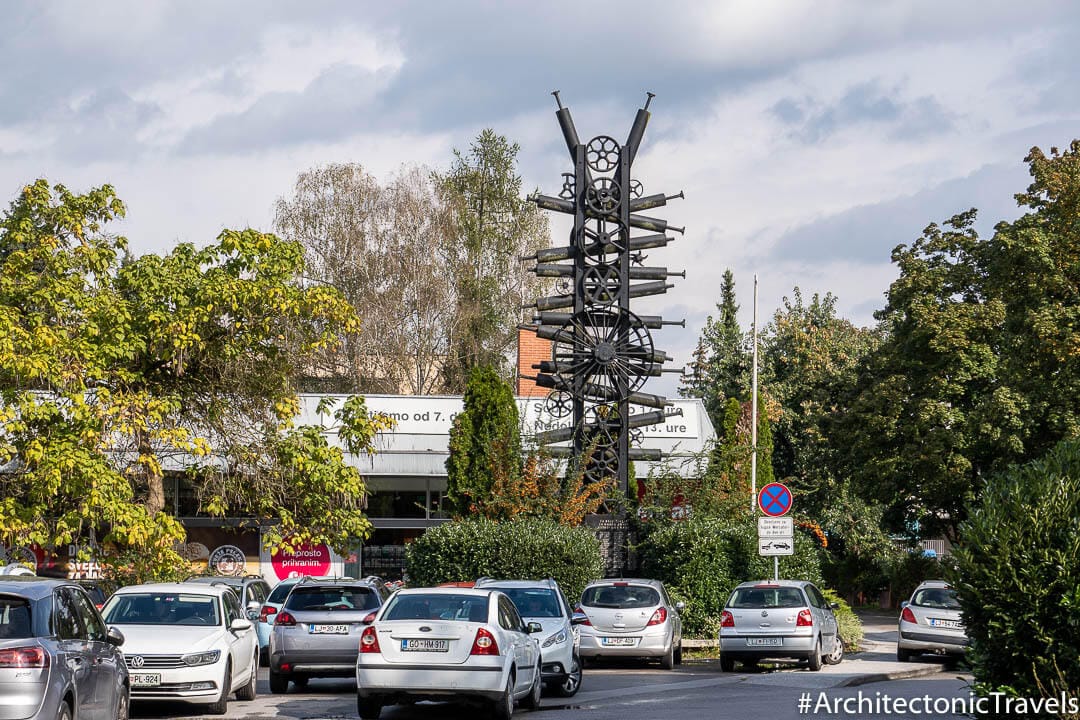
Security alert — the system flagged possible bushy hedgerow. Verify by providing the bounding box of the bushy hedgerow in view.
[887,550,948,608]
[404,518,603,601]
[638,516,825,637]
[950,439,1080,709]
[821,588,863,652]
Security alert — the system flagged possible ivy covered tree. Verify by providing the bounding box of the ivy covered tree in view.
[444,365,522,516]
[680,269,749,424]
[0,180,388,579]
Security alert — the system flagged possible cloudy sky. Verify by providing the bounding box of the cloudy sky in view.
[3,1,1079,396]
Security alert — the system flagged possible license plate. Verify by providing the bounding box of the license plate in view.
[401,639,449,652]
[601,637,637,647]
[746,637,783,646]
[929,619,963,629]
[130,673,161,687]
[310,624,350,634]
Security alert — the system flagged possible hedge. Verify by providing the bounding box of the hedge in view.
[638,515,825,637]
[404,517,603,601]
[950,439,1080,709]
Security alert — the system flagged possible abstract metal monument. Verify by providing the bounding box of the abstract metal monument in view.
[521,91,685,499]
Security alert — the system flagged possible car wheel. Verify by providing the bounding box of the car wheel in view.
[207,661,231,715]
[553,655,582,698]
[269,669,289,694]
[57,701,72,720]
[807,638,823,672]
[491,671,515,720]
[115,685,130,720]
[357,695,382,720]
[825,635,844,665]
[660,641,675,670]
[522,668,542,711]
[896,647,912,663]
[719,654,735,672]
[292,674,309,688]
[236,653,258,701]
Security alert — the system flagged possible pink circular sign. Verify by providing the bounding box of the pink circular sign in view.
[270,542,332,580]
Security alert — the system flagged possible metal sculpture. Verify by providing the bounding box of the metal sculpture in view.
[521,91,685,497]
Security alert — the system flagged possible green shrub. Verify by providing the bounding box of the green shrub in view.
[638,515,825,637]
[888,550,948,608]
[404,518,602,600]
[950,439,1080,709]
[821,589,863,652]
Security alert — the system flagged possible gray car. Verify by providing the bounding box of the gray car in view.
[268,577,389,693]
[897,580,967,662]
[576,578,683,669]
[718,580,841,671]
[0,575,129,720]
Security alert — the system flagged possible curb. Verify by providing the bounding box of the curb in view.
[838,662,948,687]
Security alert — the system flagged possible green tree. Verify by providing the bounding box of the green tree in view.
[680,269,749,424]
[0,180,386,578]
[444,365,522,515]
[437,129,550,388]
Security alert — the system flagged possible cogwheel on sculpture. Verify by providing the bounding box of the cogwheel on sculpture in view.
[552,308,654,402]
[544,390,574,419]
[585,135,621,173]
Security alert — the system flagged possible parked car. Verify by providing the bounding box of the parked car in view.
[269,576,390,693]
[475,577,585,697]
[101,582,259,714]
[184,575,271,661]
[718,579,842,672]
[73,579,109,610]
[0,575,129,720]
[576,578,683,669]
[355,587,543,719]
[897,579,968,662]
[257,575,356,654]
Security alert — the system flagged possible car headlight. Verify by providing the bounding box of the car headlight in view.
[181,650,222,667]
[542,630,567,648]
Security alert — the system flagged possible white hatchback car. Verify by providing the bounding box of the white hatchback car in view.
[897,580,968,662]
[355,587,543,719]
[101,583,259,715]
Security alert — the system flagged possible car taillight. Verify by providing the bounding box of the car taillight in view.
[796,609,813,627]
[359,626,380,654]
[901,606,917,624]
[0,647,49,668]
[647,607,667,626]
[362,611,377,625]
[470,627,500,656]
[720,611,734,628]
[274,611,297,627]
[259,605,277,623]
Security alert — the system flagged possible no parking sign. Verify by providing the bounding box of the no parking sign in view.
[757,482,793,517]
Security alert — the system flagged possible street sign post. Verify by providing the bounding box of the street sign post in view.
[756,483,795,576]
[757,517,793,537]
[758,537,794,556]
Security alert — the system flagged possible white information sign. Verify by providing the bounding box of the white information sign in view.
[758,536,795,556]
[757,517,794,538]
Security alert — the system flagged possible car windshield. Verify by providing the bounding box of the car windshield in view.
[912,587,961,610]
[285,586,378,611]
[382,594,489,622]
[490,588,561,618]
[580,585,660,609]
[266,582,295,604]
[103,592,221,626]
[728,587,806,609]
[0,596,32,639]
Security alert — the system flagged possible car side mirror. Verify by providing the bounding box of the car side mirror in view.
[900,601,909,610]
[829,602,840,610]
[675,601,686,611]
[570,612,589,626]
[246,609,260,621]
[230,618,253,632]
[105,626,125,647]
[247,600,261,613]
[526,622,543,634]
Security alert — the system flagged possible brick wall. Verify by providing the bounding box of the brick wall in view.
[516,328,552,397]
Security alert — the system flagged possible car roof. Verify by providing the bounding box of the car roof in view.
[394,587,496,598]
[113,582,231,597]
[733,579,812,589]
[914,579,951,589]
[475,579,558,589]
[584,578,663,588]
[0,576,74,599]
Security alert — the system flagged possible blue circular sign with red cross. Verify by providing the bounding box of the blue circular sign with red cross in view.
[758,482,793,517]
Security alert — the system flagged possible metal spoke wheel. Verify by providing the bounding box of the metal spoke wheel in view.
[629,179,644,198]
[586,135,620,172]
[581,263,621,305]
[586,177,622,215]
[552,308,654,402]
[581,220,626,264]
[544,390,574,419]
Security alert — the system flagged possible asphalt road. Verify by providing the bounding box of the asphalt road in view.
[129,613,974,720]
